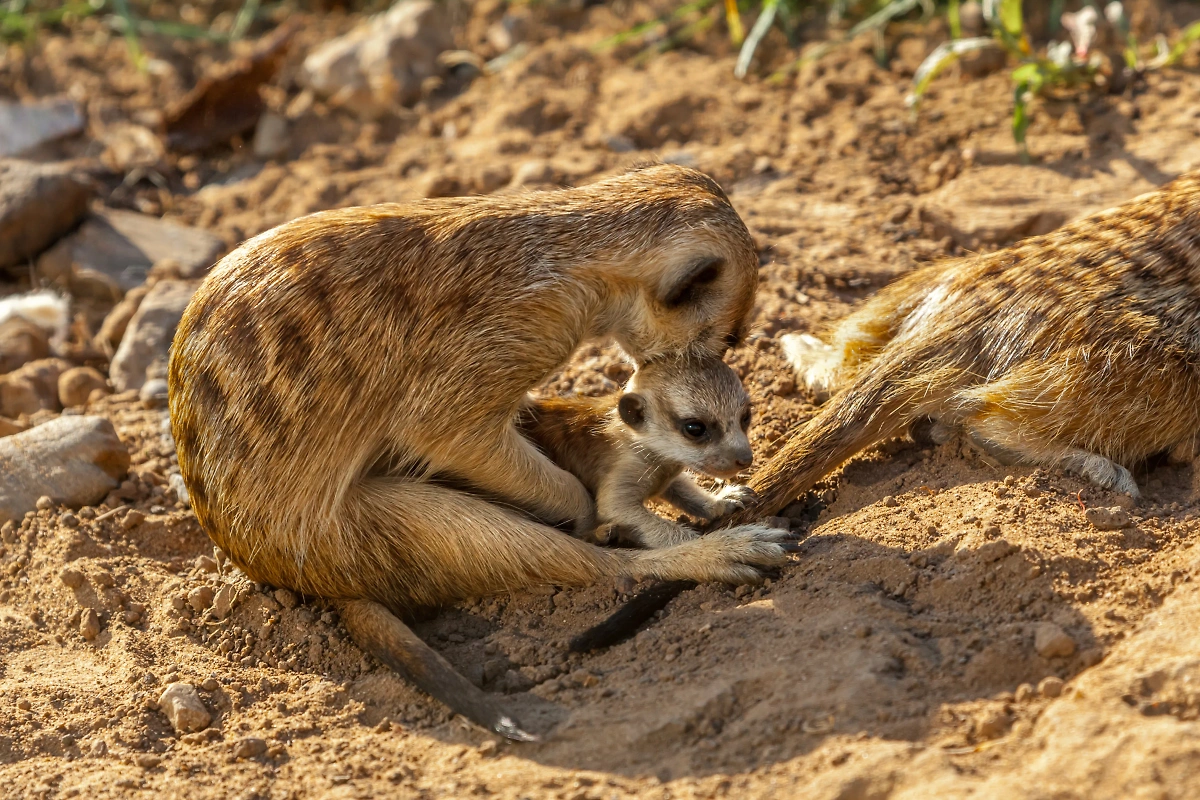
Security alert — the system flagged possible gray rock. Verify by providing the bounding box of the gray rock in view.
[109,281,196,393]
[0,160,93,270]
[0,415,130,525]
[35,209,222,293]
[0,97,84,158]
[300,0,452,114]
[158,683,211,734]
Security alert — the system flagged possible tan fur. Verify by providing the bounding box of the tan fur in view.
[167,164,791,737]
[519,355,760,548]
[721,167,1200,526]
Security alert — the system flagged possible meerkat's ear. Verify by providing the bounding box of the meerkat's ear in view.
[618,393,647,428]
[661,257,724,308]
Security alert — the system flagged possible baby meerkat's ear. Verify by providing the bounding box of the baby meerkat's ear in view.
[618,393,647,428]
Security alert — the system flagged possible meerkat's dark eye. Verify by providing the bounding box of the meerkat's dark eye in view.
[740,408,752,431]
[681,419,708,440]
[662,257,724,308]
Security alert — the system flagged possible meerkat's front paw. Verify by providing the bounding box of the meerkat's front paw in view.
[713,484,758,516]
[684,524,794,585]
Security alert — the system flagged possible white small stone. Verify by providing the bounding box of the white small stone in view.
[158,682,211,734]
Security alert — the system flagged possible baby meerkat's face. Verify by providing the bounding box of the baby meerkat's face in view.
[618,355,754,479]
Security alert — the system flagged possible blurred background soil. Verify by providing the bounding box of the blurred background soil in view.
[2,0,1200,797]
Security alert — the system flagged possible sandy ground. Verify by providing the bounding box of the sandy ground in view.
[4,1,1200,798]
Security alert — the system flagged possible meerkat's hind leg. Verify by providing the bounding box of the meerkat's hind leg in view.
[964,405,1141,499]
[780,333,841,402]
[338,600,538,741]
[1054,449,1140,498]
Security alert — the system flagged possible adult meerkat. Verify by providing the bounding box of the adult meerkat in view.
[720,166,1200,526]
[168,164,792,741]
[519,354,759,549]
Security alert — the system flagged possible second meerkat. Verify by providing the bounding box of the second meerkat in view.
[718,166,1200,526]
[169,164,792,741]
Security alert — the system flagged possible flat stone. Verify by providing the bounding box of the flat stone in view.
[158,682,211,734]
[919,166,1150,249]
[35,209,222,293]
[0,415,130,525]
[109,281,197,393]
[0,97,84,158]
[300,0,452,113]
[0,160,93,270]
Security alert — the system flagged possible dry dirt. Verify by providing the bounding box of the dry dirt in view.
[4,1,1200,798]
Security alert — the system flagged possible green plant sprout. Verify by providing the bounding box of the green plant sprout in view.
[908,0,1200,162]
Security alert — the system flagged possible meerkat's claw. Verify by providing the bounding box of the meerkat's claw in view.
[714,484,758,513]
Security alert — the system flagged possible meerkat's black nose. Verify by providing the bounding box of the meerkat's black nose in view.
[734,450,753,469]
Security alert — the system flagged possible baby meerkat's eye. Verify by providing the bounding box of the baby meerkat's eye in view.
[681,419,708,440]
[740,408,752,431]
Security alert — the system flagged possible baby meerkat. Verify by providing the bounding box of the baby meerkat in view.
[518,354,759,549]
[168,164,792,741]
[718,167,1200,527]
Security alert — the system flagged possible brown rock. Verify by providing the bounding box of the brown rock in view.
[58,366,109,408]
[93,284,150,355]
[1034,623,1077,659]
[233,737,268,759]
[0,358,68,417]
[1085,507,1131,531]
[80,608,101,640]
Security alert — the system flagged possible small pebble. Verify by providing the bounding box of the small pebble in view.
[60,512,79,528]
[478,739,499,757]
[1085,507,1130,531]
[196,555,218,573]
[134,753,161,769]
[881,496,898,507]
[17,698,31,711]
[121,509,146,530]
[80,608,101,641]
[188,586,215,612]
[1034,622,1077,658]
[201,678,220,692]
[233,737,268,759]
[1038,676,1065,698]
[1015,683,1035,702]
[59,568,85,588]
[36,496,53,511]
[158,682,211,734]
[274,588,298,609]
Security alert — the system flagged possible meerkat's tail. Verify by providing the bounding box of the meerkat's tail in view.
[715,358,957,528]
[337,600,538,742]
[568,580,697,653]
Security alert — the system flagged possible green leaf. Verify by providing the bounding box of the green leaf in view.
[999,0,1023,38]
[1012,81,1031,163]
[734,0,779,79]
[948,0,962,40]
[1165,20,1200,67]
[907,37,995,108]
[1009,61,1040,85]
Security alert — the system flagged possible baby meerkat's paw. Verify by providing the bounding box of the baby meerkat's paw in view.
[713,484,758,515]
